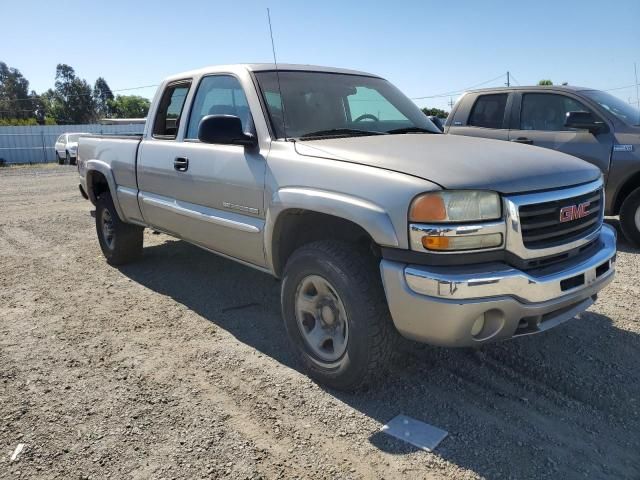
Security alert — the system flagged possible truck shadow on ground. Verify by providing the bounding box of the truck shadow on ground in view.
[118,237,640,480]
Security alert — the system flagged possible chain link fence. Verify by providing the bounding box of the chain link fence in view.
[0,124,145,165]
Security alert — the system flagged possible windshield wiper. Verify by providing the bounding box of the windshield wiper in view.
[299,128,387,140]
[386,126,437,134]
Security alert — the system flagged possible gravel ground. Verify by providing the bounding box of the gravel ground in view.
[1,165,639,479]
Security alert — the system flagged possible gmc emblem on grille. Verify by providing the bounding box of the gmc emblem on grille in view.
[559,202,591,223]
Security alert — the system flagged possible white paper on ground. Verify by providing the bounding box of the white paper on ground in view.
[380,414,448,452]
[10,443,25,462]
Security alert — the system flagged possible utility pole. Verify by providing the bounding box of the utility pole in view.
[506,71,510,87]
[635,63,639,108]
[448,97,455,110]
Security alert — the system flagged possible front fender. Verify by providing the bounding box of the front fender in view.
[264,187,400,271]
[85,160,126,221]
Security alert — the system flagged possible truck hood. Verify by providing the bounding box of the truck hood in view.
[294,134,601,194]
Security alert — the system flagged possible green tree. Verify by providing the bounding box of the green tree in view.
[93,77,114,118]
[108,95,150,118]
[421,107,449,118]
[0,61,34,120]
[48,64,96,123]
[538,79,553,86]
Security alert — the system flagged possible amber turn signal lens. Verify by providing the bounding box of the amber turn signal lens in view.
[421,233,503,251]
[410,194,447,222]
[421,236,450,250]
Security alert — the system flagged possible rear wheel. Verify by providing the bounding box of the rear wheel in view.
[95,192,144,265]
[620,186,640,247]
[56,152,63,165]
[65,151,71,165]
[281,240,396,391]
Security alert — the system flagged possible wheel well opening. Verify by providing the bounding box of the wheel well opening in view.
[272,210,379,277]
[613,171,640,215]
[87,171,109,204]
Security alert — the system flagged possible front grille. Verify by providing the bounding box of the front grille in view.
[519,188,603,249]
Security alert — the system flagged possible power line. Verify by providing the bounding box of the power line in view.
[601,83,638,92]
[411,73,507,100]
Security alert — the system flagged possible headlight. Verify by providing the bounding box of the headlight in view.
[409,191,504,252]
[409,191,501,223]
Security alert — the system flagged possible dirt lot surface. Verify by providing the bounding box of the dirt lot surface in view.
[1,165,639,479]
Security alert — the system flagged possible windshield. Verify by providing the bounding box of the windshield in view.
[254,71,440,139]
[582,90,640,126]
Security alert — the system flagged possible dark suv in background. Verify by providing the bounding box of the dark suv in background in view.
[446,86,640,246]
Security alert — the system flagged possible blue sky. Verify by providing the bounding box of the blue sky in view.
[3,0,639,111]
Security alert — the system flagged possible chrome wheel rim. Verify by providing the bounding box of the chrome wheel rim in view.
[295,275,349,363]
[635,205,640,232]
[101,210,115,250]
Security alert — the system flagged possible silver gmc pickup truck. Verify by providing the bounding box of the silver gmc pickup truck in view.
[78,64,617,390]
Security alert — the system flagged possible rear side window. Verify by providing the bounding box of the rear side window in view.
[468,94,508,129]
[153,82,191,139]
[520,93,590,131]
[186,75,251,139]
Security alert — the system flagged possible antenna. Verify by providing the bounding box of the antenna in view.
[267,8,289,141]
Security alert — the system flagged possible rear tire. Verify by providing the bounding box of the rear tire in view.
[95,192,144,265]
[281,240,396,391]
[620,186,640,247]
[56,152,63,165]
[65,151,70,165]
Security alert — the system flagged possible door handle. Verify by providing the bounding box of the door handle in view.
[511,137,533,145]
[174,157,189,172]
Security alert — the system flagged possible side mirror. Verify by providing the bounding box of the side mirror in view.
[564,111,607,134]
[428,116,445,132]
[198,115,257,147]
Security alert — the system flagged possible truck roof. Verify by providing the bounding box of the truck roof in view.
[466,85,594,94]
[163,64,380,83]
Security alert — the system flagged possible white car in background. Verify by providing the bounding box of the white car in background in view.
[54,133,88,165]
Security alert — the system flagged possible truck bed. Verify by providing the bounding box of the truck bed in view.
[78,134,143,222]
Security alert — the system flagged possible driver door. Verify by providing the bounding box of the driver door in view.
[137,75,266,267]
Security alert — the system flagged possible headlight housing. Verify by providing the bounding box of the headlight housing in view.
[409,191,501,223]
[409,191,504,252]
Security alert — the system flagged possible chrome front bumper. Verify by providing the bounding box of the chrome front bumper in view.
[380,224,617,347]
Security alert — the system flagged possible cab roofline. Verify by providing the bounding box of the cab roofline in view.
[465,85,591,94]
[163,63,381,83]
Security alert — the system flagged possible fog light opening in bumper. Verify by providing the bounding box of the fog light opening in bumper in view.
[471,309,505,341]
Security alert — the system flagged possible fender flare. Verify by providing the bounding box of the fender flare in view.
[264,187,400,272]
[85,160,126,221]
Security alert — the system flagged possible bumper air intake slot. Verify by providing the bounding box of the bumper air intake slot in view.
[560,273,585,292]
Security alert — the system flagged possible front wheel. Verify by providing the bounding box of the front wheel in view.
[65,151,71,165]
[620,186,640,247]
[95,192,144,265]
[281,241,396,391]
[56,152,63,165]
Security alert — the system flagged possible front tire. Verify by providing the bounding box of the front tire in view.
[281,241,396,391]
[56,152,63,165]
[65,151,71,165]
[620,186,640,247]
[95,192,144,265]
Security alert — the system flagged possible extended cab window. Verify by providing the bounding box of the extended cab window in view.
[468,94,508,129]
[520,93,590,131]
[186,75,251,139]
[152,82,191,139]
